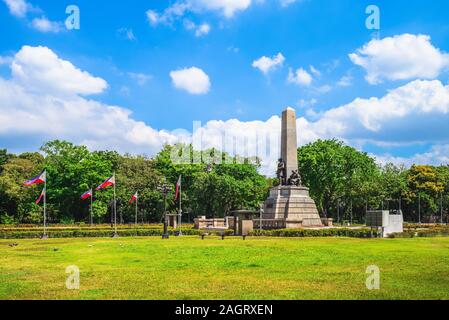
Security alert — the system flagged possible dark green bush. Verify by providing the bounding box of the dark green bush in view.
[249,228,374,238]
[0,227,203,239]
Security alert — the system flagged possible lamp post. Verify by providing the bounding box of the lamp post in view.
[418,193,421,225]
[157,178,172,239]
[205,164,214,220]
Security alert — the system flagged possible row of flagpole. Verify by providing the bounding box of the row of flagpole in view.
[24,170,183,239]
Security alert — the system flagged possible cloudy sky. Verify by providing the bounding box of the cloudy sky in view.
[1,0,449,175]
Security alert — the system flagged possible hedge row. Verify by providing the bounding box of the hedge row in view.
[0,227,236,239]
[0,227,376,239]
[249,228,375,238]
[0,228,194,239]
[389,229,449,238]
[0,226,166,232]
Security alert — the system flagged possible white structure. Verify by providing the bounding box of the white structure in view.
[366,210,404,237]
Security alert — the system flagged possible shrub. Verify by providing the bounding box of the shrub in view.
[0,227,202,239]
[249,228,374,238]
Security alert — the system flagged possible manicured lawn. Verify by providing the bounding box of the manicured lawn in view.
[1,236,449,300]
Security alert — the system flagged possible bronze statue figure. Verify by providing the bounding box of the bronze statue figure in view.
[276,158,286,185]
[288,170,302,187]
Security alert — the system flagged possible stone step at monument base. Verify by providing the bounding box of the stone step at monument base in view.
[264,185,323,228]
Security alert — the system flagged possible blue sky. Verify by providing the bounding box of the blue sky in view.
[1,0,449,174]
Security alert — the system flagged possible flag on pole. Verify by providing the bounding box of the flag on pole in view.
[96,175,115,190]
[81,189,93,200]
[129,192,138,204]
[24,170,46,186]
[35,187,46,205]
[174,175,181,201]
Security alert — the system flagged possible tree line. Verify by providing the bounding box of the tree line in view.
[298,140,449,224]
[0,139,448,224]
[0,140,269,224]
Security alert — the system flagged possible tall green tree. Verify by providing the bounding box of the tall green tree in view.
[406,165,445,222]
[0,153,45,223]
[116,154,164,223]
[298,139,379,221]
[41,140,119,223]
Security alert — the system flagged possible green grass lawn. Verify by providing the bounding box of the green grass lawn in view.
[1,236,449,300]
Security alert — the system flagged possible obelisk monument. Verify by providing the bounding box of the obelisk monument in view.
[281,108,299,182]
[263,107,323,228]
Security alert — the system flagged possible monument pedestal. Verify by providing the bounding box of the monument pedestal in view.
[264,186,323,228]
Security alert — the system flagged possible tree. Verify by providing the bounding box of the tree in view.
[40,140,120,223]
[0,153,45,223]
[0,149,11,172]
[298,139,379,222]
[406,165,444,222]
[116,154,164,223]
[154,144,269,219]
[377,163,409,210]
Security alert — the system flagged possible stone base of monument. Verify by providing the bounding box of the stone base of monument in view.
[263,186,323,228]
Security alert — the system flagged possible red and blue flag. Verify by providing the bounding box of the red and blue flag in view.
[24,170,46,187]
[35,187,46,205]
[96,175,115,190]
[129,192,138,204]
[81,189,93,200]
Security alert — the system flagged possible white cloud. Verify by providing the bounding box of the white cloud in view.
[337,75,352,87]
[227,46,240,53]
[0,46,186,156]
[350,34,449,84]
[297,98,317,109]
[184,20,211,37]
[146,3,190,26]
[190,0,252,18]
[195,23,211,37]
[31,16,63,33]
[170,67,211,95]
[11,46,107,96]
[252,53,285,74]
[299,79,449,145]
[287,67,313,86]
[0,56,13,65]
[309,65,321,77]
[375,145,449,167]
[117,28,137,41]
[146,0,251,25]
[279,0,298,7]
[146,10,160,25]
[1,46,449,177]
[314,84,332,93]
[2,0,30,17]
[128,72,152,86]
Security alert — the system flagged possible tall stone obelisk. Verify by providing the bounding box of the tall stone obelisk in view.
[263,107,323,229]
[281,108,299,181]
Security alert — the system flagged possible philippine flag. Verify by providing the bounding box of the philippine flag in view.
[81,189,93,200]
[24,170,46,187]
[96,175,115,191]
[129,192,138,204]
[35,187,46,205]
[174,175,182,201]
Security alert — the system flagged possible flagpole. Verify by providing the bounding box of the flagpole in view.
[135,192,138,227]
[90,189,93,227]
[43,177,47,239]
[113,173,118,237]
[179,176,182,236]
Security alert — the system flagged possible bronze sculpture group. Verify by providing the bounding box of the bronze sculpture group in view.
[276,158,302,187]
